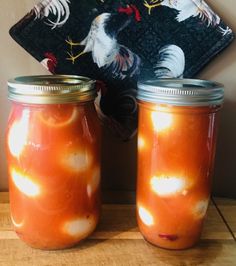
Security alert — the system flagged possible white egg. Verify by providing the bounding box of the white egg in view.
[11,168,41,197]
[138,206,154,226]
[150,175,187,196]
[87,167,100,197]
[138,135,146,150]
[38,107,79,128]
[62,150,92,172]
[63,215,96,238]
[151,111,173,132]
[8,109,30,158]
[11,214,24,228]
[193,199,209,219]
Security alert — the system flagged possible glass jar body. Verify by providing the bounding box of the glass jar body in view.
[137,102,221,250]
[6,101,101,250]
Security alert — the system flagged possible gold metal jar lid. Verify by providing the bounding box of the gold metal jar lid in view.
[8,75,96,104]
[137,79,224,106]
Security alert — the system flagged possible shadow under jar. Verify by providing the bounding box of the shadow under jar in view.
[136,79,224,250]
[6,75,101,250]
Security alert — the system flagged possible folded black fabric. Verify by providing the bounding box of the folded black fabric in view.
[10,0,234,140]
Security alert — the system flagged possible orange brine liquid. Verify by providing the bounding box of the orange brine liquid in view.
[6,102,101,249]
[137,102,220,249]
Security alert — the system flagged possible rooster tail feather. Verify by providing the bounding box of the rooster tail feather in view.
[176,0,220,26]
[104,45,141,80]
[195,0,220,26]
[155,44,185,78]
[34,0,71,29]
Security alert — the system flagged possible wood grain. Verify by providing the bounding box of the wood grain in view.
[0,192,10,203]
[0,202,233,240]
[214,197,236,239]
[0,193,235,266]
[0,239,235,266]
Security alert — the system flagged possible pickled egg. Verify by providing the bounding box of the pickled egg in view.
[38,106,79,128]
[150,175,187,197]
[11,168,41,197]
[63,215,96,238]
[138,135,146,150]
[193,199,209,219]
[151,111,172,132]
[11,214,24,228]
[138,206,154,226]
[61,149,92,173]
[87,167,100,197]
[8,109,30,158]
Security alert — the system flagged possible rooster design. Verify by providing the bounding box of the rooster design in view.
[66,5,141,80]
[34,0,70,29]
[143,0,232,35]
[40,52,58,73]
[155,45,185,78]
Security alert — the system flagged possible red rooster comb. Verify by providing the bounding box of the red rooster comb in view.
[118,5,141,22]
[43,52,57,73]
[44,52,57,64]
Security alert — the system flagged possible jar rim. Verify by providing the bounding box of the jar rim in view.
[8,75,97,104]
[137,79,224,106]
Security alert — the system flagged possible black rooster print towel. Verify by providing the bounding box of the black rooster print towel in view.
[9,0,234,140]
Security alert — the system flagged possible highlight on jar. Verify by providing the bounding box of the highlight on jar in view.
[6,75,101,250]
[136,79,224,250]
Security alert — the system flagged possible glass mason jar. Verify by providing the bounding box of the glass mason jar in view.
[136,79,224,250]
[6,75,101,250]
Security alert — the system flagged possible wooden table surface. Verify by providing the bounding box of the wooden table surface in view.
[0,193,235,266]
